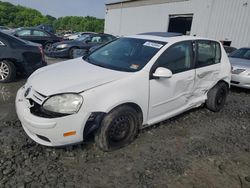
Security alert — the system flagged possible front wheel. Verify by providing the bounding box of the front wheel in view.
[206,82,229,112]
[95,106,140,151]
[0,60,16,83]
[44,43,52,52]
[69,47,77,59]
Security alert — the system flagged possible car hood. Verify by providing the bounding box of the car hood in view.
[229,57,250,69]
[28,58,131,96]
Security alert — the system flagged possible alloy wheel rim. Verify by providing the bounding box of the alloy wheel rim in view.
[0,61,9,81]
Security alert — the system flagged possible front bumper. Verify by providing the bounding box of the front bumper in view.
[231,74,250,89]
[45,48,69,58]
[16,87,91,146]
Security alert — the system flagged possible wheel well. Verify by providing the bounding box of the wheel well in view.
[0,59,16,67]
[83,103,144,138]
[116,103,143,124]
[217,80,230,91]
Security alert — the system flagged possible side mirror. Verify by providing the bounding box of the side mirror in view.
[14,33,19,37]
[153,67,173,78]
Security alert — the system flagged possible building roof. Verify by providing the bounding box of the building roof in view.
[138,32,182,37]
[106,0,135,5]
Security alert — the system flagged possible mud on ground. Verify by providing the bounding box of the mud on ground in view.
[0,58,250,188]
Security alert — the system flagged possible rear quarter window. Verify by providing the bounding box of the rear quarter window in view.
[196,40,221,68]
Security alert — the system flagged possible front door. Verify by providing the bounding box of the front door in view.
[148,41,195,124]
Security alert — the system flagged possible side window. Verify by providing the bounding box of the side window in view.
[196,40,221,68]
[155,41,193,74]
[33,30,49,37]
[101,36,113,43]
[17,30,31,36]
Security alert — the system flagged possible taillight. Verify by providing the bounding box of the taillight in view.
[38,46,45,61]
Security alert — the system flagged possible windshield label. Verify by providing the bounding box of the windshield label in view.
[130,64,140,70]
[143,42,163,49]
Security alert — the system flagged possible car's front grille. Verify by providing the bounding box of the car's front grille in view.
[232,68,246,75]
[29,99,68,118]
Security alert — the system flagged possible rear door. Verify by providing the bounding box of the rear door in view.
[31,29,51,46]
[193,40,222,96]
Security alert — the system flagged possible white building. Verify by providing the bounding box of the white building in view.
[105,0,250,48]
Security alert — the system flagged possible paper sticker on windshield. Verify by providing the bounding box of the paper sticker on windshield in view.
[143,42,163,49]
[130,64,140,70]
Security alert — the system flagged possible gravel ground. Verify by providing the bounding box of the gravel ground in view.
[0,58,250,188]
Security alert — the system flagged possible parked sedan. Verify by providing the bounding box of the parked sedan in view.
[12,27,62,50]
[46,33,116,59]
[223,46,237,55]
[66,32,96,40]
[229,48,250,89]
[0,31,46,83]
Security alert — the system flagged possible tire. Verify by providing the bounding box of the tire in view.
[44,43,52,52]
[0,60,16,83]
[95,105,140,151]
[206,82,229,112]
[69,47,77,59]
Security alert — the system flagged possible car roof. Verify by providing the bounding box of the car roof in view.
[16,27,48,32]
[127,33,216,43]
[138,32,182,37]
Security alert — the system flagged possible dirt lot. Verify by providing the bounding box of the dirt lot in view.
[0,58,250,188]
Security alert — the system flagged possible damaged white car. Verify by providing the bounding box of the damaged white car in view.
[16,33,231,151]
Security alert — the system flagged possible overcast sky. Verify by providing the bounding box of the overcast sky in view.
[2,0,111,18]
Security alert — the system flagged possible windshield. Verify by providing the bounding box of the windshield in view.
[76,35,89,41]
[229,48,250,60]
[84,37,166,72]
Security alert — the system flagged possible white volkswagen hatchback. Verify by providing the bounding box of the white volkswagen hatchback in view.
[16,33,231,151]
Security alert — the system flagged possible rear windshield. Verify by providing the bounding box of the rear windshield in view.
[0,31,28,45]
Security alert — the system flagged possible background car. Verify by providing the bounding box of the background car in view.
[229,48,250,89]
[0,26,10,31]
[11,27,62,50]
[46,33,116,59]
[0,31,46,83]
[36,24,55,34]
[223,45,237,55]
[0,26,12,34]
[65,32,96,41]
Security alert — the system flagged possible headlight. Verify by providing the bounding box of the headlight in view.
[56,44,68,49]
[43,94,83,114]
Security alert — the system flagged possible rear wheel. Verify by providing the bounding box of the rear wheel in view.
[206,82,229,112]
[95,105,140,151]
[0,60,16,83]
